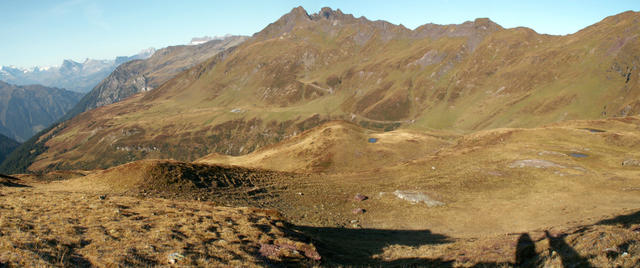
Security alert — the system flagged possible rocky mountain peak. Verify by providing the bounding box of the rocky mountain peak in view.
[311,7,350,20]
[253,6,311,39]
[471,18,502,30]
[280,6,311,23]
[59,59,83,75]
[61,59,82,69]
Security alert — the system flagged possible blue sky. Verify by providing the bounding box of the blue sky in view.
[1,0,638,67]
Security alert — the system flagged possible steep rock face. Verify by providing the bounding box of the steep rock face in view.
[66,36,247,118]
[8,7,640,172]
[0,133,19,164]
[0,81,83,142]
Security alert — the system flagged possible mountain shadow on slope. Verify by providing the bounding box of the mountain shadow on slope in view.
[0,122,61,174]
[0,133,20,164]
[0,81,83,142]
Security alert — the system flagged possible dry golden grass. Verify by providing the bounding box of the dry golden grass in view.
[192,117,640,237]
[197,120,453,173]
[0,180,320,267]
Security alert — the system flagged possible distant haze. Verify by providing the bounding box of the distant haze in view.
[0,48,155,92]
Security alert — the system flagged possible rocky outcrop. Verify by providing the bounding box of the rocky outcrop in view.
[65,35,247,118]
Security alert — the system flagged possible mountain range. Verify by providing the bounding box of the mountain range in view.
[0,81,83,142]
[2,7,639,172]
[0,48,155,93]
[65,35,247,118]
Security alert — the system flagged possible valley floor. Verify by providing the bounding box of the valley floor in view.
[3,118,640,266]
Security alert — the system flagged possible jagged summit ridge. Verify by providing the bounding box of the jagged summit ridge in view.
[255,6,504,43]
[311,7,353,21]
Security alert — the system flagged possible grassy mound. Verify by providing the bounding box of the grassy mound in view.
[198,120,453,173]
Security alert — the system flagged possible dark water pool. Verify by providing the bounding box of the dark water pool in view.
[580,128,606,133]
[569,152,589,158]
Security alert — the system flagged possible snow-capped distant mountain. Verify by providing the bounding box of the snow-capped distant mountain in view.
[115,47,156,65]
[0,48,156,93]
[188,34,232,45]
[66,35,247,118]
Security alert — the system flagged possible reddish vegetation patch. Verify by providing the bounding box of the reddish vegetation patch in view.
[353,193,368,202]
[521,94,577,115]
[352,208,366,214]
[259,240,321,261]
[364,89,411,121]
[354,82,394,115]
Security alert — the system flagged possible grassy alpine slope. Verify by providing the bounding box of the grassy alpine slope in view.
[6,7,639,172]
[65,35,248,119]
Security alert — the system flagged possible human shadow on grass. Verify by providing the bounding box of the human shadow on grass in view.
[544,231,593,268]
[293,225,454,266]
[515,233,537,267]
[596,210,640,227]
[513,207,640,268]
[289,209,640,266]
[515,231,597,268]
[294,225,604,267]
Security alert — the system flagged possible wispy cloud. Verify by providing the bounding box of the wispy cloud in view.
[84,2,111,31]
[49,0,111,31]
[49,0,86,16]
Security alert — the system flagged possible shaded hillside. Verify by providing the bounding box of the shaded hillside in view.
[14,7,640,171]
[0,81,83,142]
[0,133,19,164]
[65,36,247,118]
